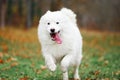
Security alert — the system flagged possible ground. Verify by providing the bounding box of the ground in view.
[0,28,120,80]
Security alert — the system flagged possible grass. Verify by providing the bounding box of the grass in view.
[0,28,120,80]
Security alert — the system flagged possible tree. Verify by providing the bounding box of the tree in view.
[0,0,7,29]
[6,0,13,25]
[27,0,32,29]
[18,0,23,17]
[50,0,63,11]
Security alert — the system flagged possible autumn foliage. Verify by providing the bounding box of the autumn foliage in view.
[0,28,120,80]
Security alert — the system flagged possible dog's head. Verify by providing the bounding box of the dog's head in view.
[39,8,76,44]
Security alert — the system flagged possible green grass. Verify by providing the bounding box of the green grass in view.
[0,28,120,80]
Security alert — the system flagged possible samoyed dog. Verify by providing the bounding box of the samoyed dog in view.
[38,8,82,80]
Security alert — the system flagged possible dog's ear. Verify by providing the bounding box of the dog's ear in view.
[46,10,52,14]
[60,8,76,24]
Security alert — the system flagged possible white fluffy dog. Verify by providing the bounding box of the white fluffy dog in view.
[38,8,82,80]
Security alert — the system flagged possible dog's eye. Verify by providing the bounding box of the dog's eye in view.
[56,22,59,24]
[47,22,50,25]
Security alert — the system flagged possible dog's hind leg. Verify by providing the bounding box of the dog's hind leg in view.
[74,66,80,80]
[60,54,72,80]
[63,71,68,80]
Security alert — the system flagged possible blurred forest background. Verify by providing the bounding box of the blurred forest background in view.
[0,0,120,31]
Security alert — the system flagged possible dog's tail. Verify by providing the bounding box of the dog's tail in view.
[61,8,76,24]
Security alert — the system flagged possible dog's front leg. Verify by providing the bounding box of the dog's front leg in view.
[44,54,56,71]
[61,54,72,80]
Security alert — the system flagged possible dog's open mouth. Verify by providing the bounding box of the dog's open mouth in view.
[50,31,62,44]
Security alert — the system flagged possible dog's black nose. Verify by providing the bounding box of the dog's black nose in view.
[50,29,55,33]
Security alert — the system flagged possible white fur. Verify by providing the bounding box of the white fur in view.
[38,8,82,80]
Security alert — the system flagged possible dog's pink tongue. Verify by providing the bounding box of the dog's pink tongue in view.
[54,33,62,44]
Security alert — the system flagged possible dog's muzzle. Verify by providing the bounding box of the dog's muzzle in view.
[50,31,62,44]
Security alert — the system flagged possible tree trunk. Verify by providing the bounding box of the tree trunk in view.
[27,0,32,29]
[1,0,6,29]
[50,0,63,11]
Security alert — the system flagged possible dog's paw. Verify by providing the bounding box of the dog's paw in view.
[74,75,80,80]
[48,64,56,71]
[74,78,81,80]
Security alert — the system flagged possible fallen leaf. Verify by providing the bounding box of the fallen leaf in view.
[19,77,29,80]
[2,44,8,52]
[2,66,11,70]
[104,60,109,65]
[104,78,110,80]
[36,69,41,74]
[115,70,120,75]
[10,57,17,61]
[7,57,17,62]
[40,65,46,70]
[94,70,100,75]
[0,59,4,64]
[0,78,6,80]
[84,63,89,67]
[11,62,19,67]
[0,52,3,57]
[86,78,91,80]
